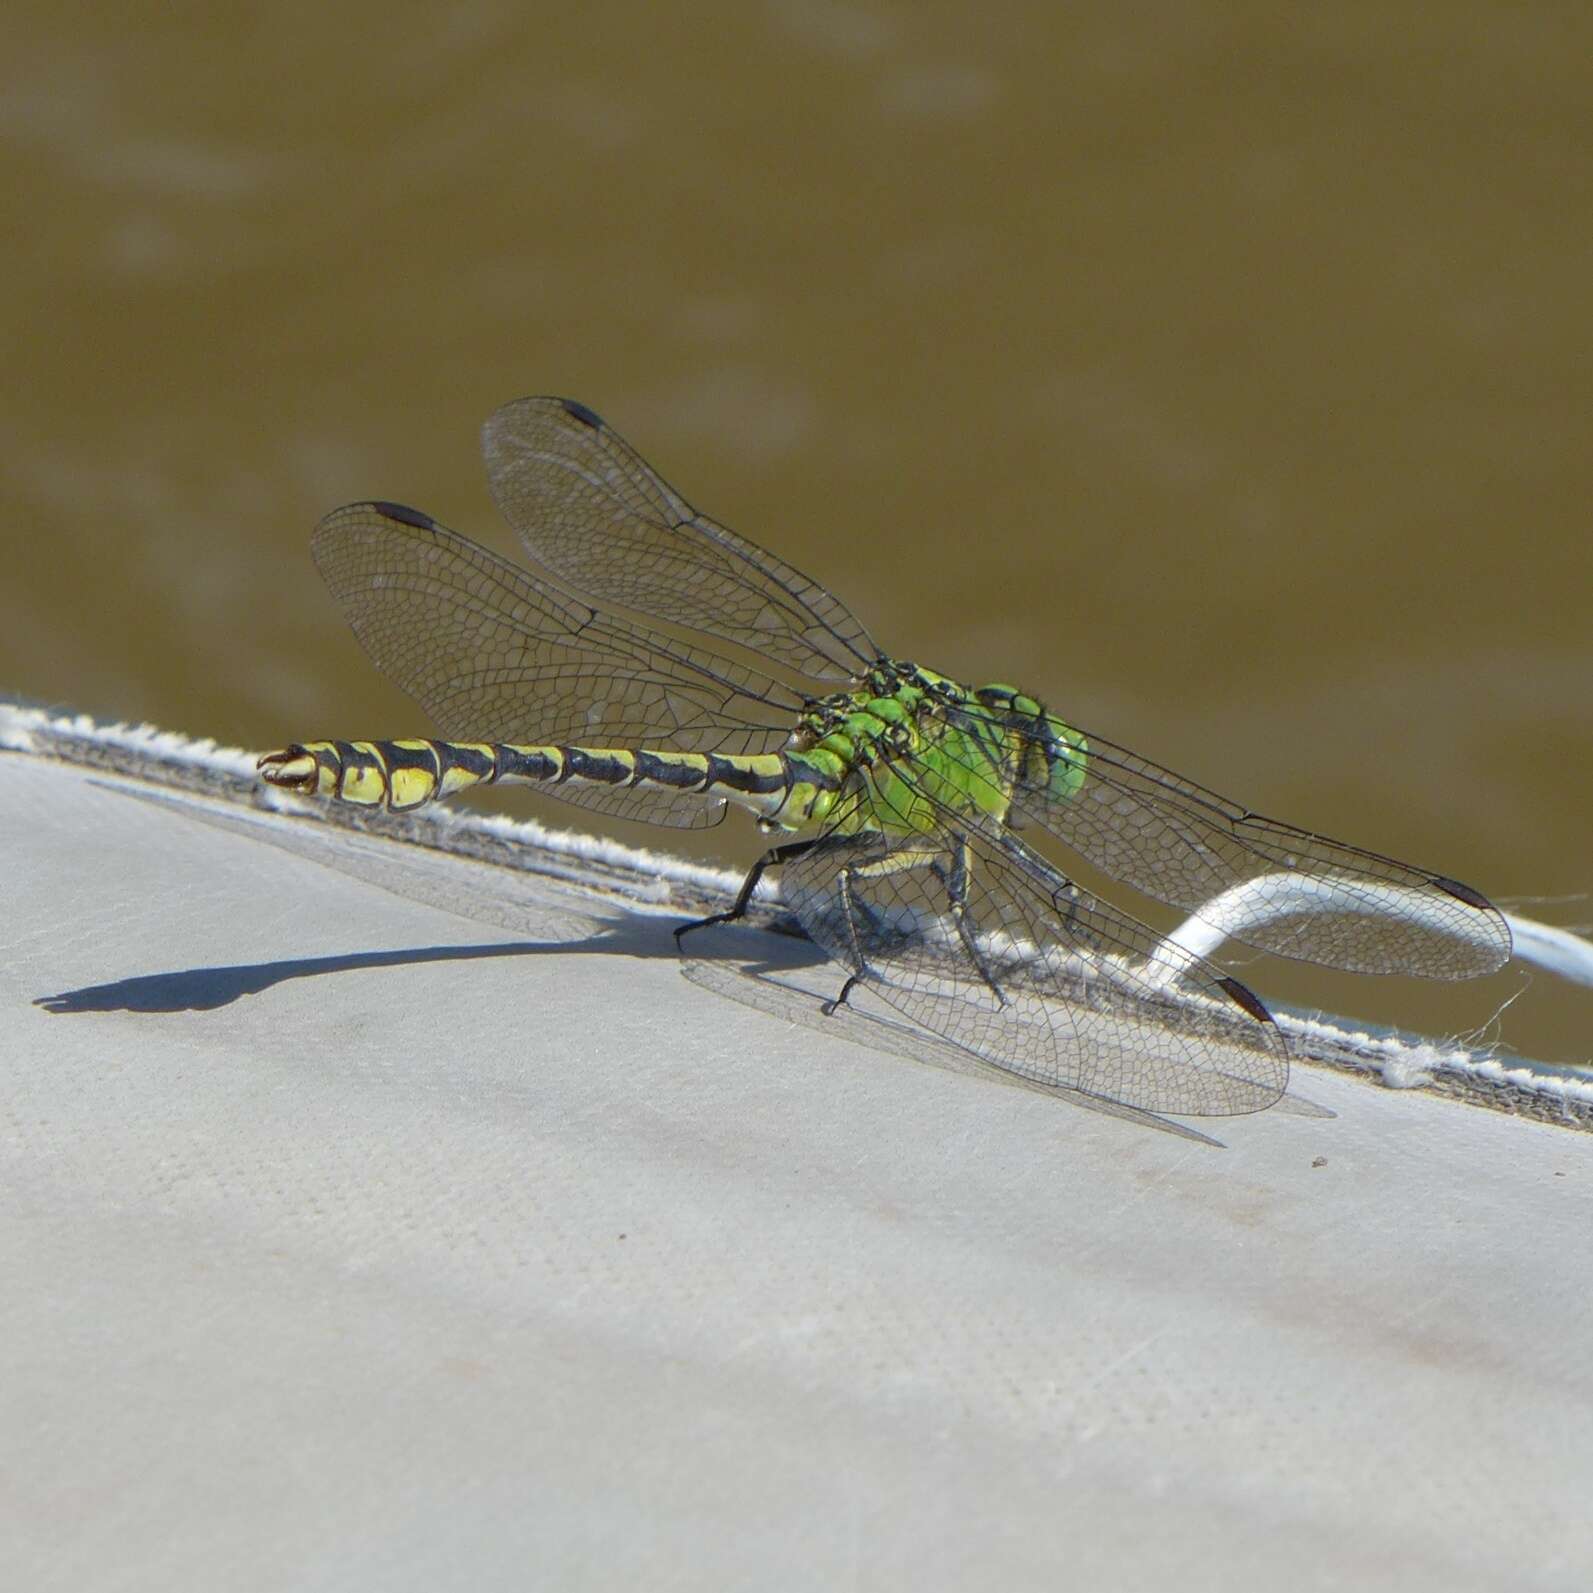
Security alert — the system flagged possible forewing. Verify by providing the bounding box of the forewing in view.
[780,789,1288,1118]
[310,501,805,829]
[482,396,879,681]
[953,704,1511,979]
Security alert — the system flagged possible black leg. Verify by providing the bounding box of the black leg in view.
[821,862,887,1015]
[931,835,1005,1005]
[677,834,869,1021]
[820,973,862,1016]
[673,837,824,950]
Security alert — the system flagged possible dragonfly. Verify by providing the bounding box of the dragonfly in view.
[259,396,1512,1118]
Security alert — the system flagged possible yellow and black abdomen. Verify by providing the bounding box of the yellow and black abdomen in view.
[257,737,837,824]
[258,738,503,810]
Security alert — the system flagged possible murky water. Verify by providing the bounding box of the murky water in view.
[4,3,1589,1065]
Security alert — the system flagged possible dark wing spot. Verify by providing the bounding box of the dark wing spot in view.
[1216,976,1276,1026]
[560,398,605,430]
[370,501,438,531]
[1432,874,1495,912]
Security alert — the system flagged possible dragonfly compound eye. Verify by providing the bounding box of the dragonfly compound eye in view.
[1042,718,1089,803]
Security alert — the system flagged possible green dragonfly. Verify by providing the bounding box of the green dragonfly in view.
[259,397,1511,1117]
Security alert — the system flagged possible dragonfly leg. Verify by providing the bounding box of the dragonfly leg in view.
[823,834,1005,1014]
[675,836,871,1020]
[673,837,824,949]
[823,865,876,1014]
[927,834,1006,1006]
[820,973,863,1015]
[837,835,1007,1008]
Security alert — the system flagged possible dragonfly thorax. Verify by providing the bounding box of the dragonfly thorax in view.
[793,659,958,765]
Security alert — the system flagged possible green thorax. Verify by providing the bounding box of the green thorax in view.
[777,659,1088,837]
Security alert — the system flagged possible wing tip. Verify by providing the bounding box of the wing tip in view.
[1431,874,1514,971]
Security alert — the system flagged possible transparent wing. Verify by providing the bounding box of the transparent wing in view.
[780,780,1288,1118]
[482,396,879,682]
[310,500,807,828]
[949,702,1511,979]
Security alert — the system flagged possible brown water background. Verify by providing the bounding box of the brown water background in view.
[5,4,1589,1067]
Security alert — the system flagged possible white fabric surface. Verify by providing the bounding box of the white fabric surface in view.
[4,743,1592,1591]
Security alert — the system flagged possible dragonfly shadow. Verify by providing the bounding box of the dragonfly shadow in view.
[44,776,698,1015]
[33,918,675,1016]
[55,780,1328,1132]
